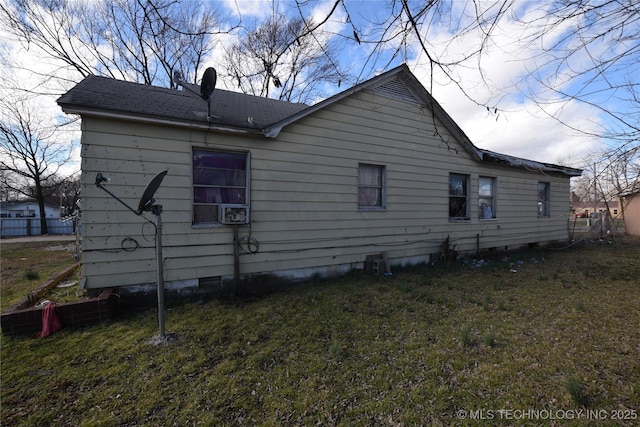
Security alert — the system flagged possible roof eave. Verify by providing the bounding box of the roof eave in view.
[58,105,265,136]
[480,150,583,177]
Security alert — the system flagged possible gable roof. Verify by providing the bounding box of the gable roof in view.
[57,65,582,177]
[263,64,483,162]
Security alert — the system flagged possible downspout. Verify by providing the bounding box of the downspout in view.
[264,126,283,138]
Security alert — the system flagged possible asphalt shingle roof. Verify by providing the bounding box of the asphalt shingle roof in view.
[57,68,582,177]
[57,75,309,132]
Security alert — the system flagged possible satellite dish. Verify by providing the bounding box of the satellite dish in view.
[137,170,168,214]
[200,67,217,100]
[94,170,170,339]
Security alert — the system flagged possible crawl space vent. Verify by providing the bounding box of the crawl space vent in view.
[199,276,222,289]
[373,78,420,103]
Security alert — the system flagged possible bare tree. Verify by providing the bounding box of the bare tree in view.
[292,1,637,137]
[505,1,640,228]
[291,0,639,206]
[0,98,73,234]
[283,1,511,105]
[0,0,229,91]
[512,0,639,150]
[597,143,640,232]
[47,172,81,217]
[222,13,345,103]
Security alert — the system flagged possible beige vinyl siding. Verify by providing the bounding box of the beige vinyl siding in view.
[79,88,572,289]
[622,194,640,236]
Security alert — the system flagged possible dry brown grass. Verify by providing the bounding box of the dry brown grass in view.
[1,236,639,426]
[1,241,79,311]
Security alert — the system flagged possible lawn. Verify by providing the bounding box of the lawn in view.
[0,240,80,311]
[1,237,639,426]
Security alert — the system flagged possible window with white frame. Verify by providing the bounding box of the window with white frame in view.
[358,164,385,209]
[537,182,550,217]
[478,176,496,219]
[192,148,249,224]
[449,173,469,219]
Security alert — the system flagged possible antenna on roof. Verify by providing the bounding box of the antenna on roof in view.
[172,70,185,87]
[172,70,200,97]
[173,67,217,119]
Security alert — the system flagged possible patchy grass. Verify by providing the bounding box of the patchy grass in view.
[565,373,588,408]
[1,241,79,311]
[482,332,496,348]
[1,237,640,426]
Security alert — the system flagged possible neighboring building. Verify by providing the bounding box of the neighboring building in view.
[620,191,640,236]
[1,200,55,218]
[0,200,73,237]
[57,64,582,295]
[572,201,621,218]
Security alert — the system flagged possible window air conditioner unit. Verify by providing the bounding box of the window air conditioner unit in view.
[220,204,249,225]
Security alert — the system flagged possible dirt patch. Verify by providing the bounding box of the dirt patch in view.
[45,244,76,252]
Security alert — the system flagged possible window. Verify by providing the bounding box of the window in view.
[449,173,469,219]
[358,164,385,209]
[478,176,496,219]
[192,148,249,224]
[537,182,550,217]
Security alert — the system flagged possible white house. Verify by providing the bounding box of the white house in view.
[0,201,73,237]
[57,64,582,296]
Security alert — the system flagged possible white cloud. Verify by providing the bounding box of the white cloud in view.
[1,29,82,176]
[309,0,347,36]
[219,0,273,20]
[2,0,616,174]
[405,2,604,167]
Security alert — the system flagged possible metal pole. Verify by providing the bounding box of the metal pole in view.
[153,205,166,338]
[74,215,80,262]
[233,224,239,295]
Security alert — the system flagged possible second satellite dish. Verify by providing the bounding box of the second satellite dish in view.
[200,67,217,100]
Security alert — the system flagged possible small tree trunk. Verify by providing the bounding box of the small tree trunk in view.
[35,181,49,235]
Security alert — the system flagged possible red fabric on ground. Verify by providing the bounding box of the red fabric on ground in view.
[39,303,62,338]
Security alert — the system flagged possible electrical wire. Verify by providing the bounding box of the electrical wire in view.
[239,235,260,254]
[121,237,140,252]
[141,220,157,242]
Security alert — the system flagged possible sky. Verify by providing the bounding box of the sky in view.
[2,0,634,176]
[217,0,631,169]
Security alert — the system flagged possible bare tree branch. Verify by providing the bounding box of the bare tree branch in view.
[0,0,228,92]
[514,0,640,146]
[221,12,345,103]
